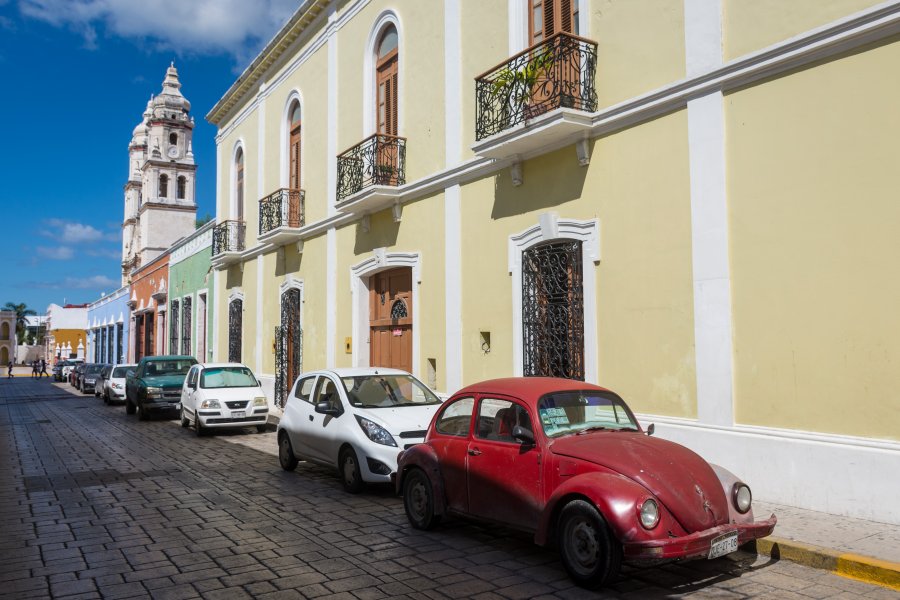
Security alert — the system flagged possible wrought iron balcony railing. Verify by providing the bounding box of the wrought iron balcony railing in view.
[475,32,598,141]
[259,188,305,236]
[212,220,246,256]
[337,133,406,201]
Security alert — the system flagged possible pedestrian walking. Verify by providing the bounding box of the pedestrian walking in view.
[31,360,39,379]
[40,358,48,378]
[6,361,12,378]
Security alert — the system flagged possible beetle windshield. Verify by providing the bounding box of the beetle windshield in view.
[340,374,441,408]
[200,367,258,389]
[538,391,639,437]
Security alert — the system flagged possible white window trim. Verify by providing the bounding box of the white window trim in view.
[197,289,209,362]
[508,213,600,382]
[363,10,404,136]
[231,139,245,220]
[280,90,304,190]
[350,250,421,377]
[509,0,589,54]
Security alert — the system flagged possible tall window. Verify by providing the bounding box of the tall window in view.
[288,102,302,190]
[235,148,245,220]
[159,174,169,198]
[228,299,242,363]
[529,0,578,44]
[169,132,178,145]
[376,25,398,136]
[170,299,180,354]
[177,176,186,200]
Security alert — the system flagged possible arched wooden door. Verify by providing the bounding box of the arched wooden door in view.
[369,267,412,373]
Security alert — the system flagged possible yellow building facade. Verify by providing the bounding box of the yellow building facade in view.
[208,0,900,523]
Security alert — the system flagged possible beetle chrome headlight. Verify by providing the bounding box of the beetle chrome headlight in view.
[732,483,752,514]
[639,498,660,529]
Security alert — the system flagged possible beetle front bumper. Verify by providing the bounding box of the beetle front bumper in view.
[622,514,777,562]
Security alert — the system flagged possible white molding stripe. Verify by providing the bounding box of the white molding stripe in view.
[325,2,338,369]
[444,0,462,393]
[256,254,263,375]
[212,269,219,361]
[684,0,723,76]
[638,413,900,524]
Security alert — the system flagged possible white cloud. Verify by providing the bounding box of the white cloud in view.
[18,0,297,64]
[37,246,75,260]
[43,219,116,243]
[32,274,120,290]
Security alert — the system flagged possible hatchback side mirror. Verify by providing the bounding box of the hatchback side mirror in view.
[315,401,341,416]
[512,425,535,445]
[646,423,655,436]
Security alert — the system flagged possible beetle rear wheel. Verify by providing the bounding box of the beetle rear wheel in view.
[557,500,621,589]
[403,468,441,530]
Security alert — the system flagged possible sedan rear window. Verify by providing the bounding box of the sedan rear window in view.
[538,391,639,437]
[111,367,130,378]
[200,367,258,389]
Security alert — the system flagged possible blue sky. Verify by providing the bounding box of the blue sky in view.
[0,0,296,314]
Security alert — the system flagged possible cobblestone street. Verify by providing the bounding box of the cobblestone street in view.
[1,378,895,600]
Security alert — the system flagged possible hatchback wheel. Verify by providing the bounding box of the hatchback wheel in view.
[557,500,621,589]
[194,413,206,436]
[403,468,441,530]
[339,447,364,494]
[278,433,298,471]
[180,408,190,428]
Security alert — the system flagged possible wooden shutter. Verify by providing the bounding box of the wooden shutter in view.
[236,152,244,219]
[377,56,398,136]
[289,125,301,190]
[529,0,576,43]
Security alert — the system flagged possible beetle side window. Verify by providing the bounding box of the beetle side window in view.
[436,397,474,436]
[294,376,317,403]
[476,398,533,443]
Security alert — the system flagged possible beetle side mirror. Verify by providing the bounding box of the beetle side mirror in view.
[646,423,655,436]
[512,425,535,445]
[315,401,341,416]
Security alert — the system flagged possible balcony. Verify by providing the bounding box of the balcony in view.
[211,220,246,269]
[473,32,598,160]
[336,134,406,214]
[258,188,306,246]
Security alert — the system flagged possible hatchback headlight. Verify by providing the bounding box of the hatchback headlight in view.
[355,416,397,447]
[200,399,221,409]
[732,483,752,514]
[639,498,660,529]
[253,396,267,407]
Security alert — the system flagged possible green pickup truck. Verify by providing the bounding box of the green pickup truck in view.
[125,355,198,420]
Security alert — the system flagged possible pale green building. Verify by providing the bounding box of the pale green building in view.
[167,221,215,362]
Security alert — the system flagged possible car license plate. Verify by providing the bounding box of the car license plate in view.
[708,531,739,559]
[232,411,245,419]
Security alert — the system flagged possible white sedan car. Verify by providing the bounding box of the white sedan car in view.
[102,363,136,404]
[277,367,443,493]
[179,363,269,436]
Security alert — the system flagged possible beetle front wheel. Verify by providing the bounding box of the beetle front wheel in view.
[557,500,621,588]
[403,468,441,530]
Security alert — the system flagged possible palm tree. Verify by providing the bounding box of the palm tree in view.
[3,302,36,341]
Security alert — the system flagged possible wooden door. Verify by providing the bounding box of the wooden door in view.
[527,0,578,116]
[369,267,412,373]
[376,29,399,184]
[289,105,302,227]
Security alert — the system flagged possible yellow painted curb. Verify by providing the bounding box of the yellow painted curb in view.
[755,536,900,590]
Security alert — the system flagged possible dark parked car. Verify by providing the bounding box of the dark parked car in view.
[52,360,68,381]
[396,377,777,589]
[125,355,197,420]
[81,363,108,395]
[70,363,86,388]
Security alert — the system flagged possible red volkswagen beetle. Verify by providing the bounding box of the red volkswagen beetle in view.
[395,378,776,588]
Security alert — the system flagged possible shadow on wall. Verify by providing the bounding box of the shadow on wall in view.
[275,245,303,278]
[491,141,593,220]
[225,265,243,289]
[353,206,401,256]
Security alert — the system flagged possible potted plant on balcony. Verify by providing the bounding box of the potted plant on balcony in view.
[489,48,555,127]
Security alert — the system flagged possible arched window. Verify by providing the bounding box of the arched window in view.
[159,174,169,198]
[376,25,398,136]
[177,176,186,200]
[235,148,244,219]
[288,101,301,190]
[169,132,178,145]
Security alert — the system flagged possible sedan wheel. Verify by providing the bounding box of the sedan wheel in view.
[339,447,364,494]
[557,500,621,589]
[403,468,441,530]
[278,433,298,471]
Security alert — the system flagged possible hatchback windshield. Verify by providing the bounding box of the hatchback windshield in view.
[200,367,258,389]
[111,367,131,378]
[145,359,195,376]
[538,391,639,437]
[340,374,441,408]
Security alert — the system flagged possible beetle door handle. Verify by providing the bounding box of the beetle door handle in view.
[468,448,482,456]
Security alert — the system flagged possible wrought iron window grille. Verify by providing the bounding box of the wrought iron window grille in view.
[475,32,598,141]
[182,297,192,356]
[259,188,305,235]
[212,220,246,256]
[170,300,179,355]
[522,240,585,381]
[228,299,242,364]
[274,289,303,409]
[336,133,406,201]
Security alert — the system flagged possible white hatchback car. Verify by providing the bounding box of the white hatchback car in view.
[179,363,269,436]
[277,367,443,493]
[102,363,136,404]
